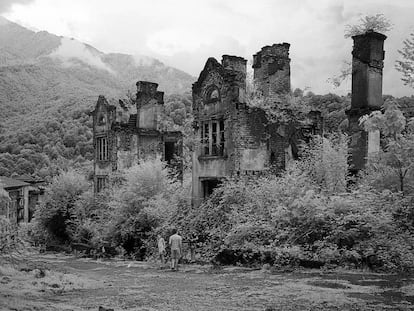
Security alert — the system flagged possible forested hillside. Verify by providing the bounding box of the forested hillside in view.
[0,17,194,179]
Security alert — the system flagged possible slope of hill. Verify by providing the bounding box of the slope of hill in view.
[0,17,194,178]
[0,17,193,118]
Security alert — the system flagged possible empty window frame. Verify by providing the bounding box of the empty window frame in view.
[164,141,176,164]
[201,120,225,156]
[96,136,108,161]
[201,179,221,198]
[96,176,108,193]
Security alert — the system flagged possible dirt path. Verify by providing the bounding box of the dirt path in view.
[1,252,414,310]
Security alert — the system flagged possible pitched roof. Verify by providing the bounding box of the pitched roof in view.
[14,174,44,184]
[0,176,30,189]
[15,174,36,182]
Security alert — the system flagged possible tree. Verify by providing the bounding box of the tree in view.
[108,158,185,258]
[33,170,89,243]
[330,14,392,88]
[305,93,350,133]
[299,133,349,194]
[360,100,414,193]
[396,33,414,88]
[328,61,352,88]
[344,14,392,38]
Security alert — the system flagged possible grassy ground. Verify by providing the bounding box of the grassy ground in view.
[1,252,413,311]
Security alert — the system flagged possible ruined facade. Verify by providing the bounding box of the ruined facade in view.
[91,81,182,192]
[347,31,387,173]
[192,44,321,207]
[0,175,44,224]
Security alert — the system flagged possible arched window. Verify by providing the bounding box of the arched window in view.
[98,114,106,125]
[205,86,220,103]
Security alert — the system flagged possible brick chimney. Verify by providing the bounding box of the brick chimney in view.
[136,81,164,129]
[253,43,291,97]
[221,55,247,75]
[347,30,387,173]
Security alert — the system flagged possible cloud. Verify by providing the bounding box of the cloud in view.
[152,35,247,76]
[0,0,33,13]
[4,0,414,96]
[49,37,114,73]
[132,55,156,67]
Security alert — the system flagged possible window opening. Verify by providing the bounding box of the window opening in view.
[200,120,225,156]
[96,137,108,161]
[202,179,221,198]
[164,142,175,164]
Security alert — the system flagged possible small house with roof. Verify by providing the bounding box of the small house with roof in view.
[0,175,45,223]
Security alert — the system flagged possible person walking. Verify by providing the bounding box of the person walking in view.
[157,234,166,265]
[169,229,182,271]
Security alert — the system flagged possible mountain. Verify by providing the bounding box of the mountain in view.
[0,17,194,178]
[0,16,194,119]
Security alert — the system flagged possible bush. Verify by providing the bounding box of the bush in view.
[33,170,89,246]
[178,157,414,271]
[107,158,185,258]
[0,216,17,255]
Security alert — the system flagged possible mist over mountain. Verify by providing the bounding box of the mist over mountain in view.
[0,17,194,178]
[0,16,193,116]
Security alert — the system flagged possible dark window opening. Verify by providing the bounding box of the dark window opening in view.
[98,115,106,125]
[202,123,209,155]
[96,136,108,161]
[270,151,276,164]
[212,122,217,155]
[164,142,175,164]
[219,120,225,154]
[96,176,108,193]
[201,120,225,156]
[202,179,221,198]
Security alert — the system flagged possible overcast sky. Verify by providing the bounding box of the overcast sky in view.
[1,0,414,96]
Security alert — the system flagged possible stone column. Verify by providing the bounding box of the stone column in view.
[347,30,386,173]
[23,186,29,223]
[253,43,291,170]
[253,43,291,98]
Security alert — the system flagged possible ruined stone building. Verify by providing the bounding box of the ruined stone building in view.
[0,175,45,224]
[191,44,321,207]
[91,81,182,192]
[347,30,387,173]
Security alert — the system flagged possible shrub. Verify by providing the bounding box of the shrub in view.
[107,158,184,258]
[179,159,414,271]
[0,216,17,255]
[33,170,88,246]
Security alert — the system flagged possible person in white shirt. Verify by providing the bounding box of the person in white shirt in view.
[157,234,166,264]
[169,229,182,271]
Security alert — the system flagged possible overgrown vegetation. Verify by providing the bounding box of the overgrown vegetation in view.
[2,12,414,274]
[28,158,190,260]
[0,93,191,181]
[396,32,414,88]
[26,122,414,272]
[344,14,393,38]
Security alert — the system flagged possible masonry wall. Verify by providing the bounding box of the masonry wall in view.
[253,43,291,99]
[253,43,292,170]
[347,31,386,173]
[92,82,182,192]
[192,46,292,206]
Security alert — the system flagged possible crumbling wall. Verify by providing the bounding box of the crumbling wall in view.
[192,44,294,206]
[231,105,269,172]
[116,133,138,170]
[253,43,291,99]
[347,31,386,173]
[92,81,183,193]
[138,135,163,160]
[252,43,292,170]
